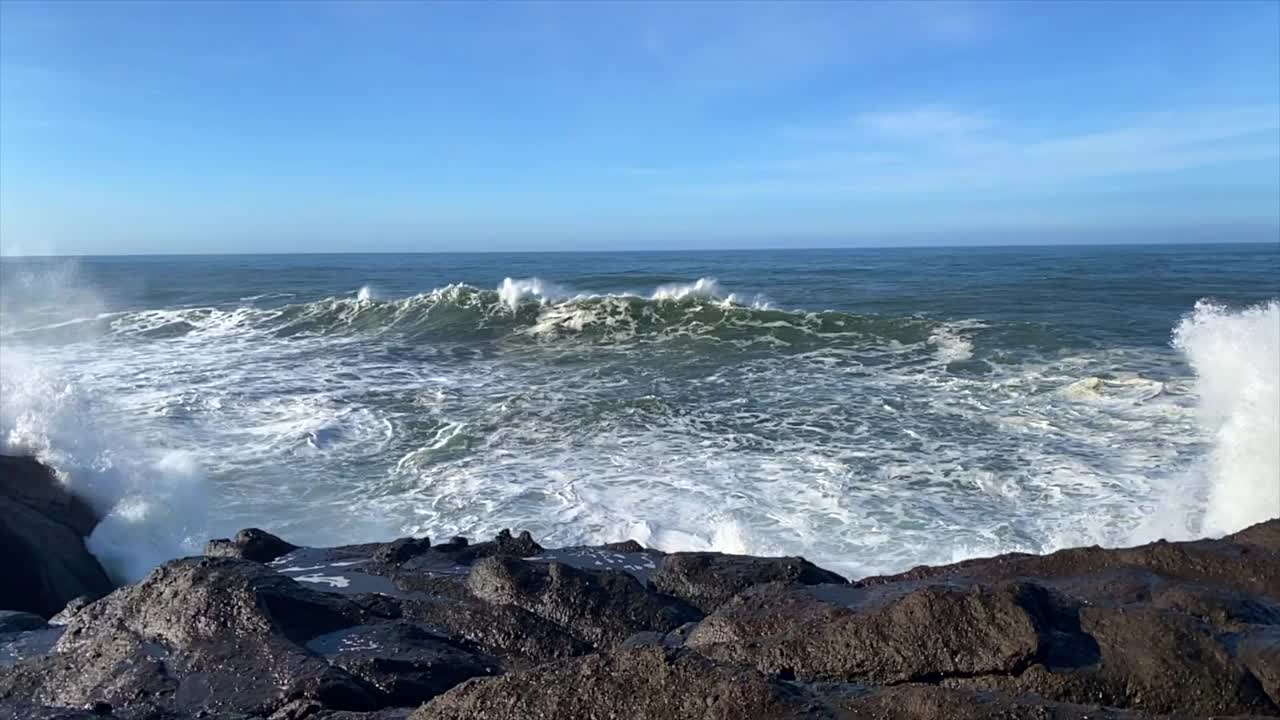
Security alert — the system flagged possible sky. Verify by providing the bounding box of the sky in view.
[1,0,1278,255]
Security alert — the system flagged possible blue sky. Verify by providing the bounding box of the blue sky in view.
[1,0,1277,254]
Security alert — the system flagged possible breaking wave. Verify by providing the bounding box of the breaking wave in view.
[1172,299,1280,535]
[1,263,1275,583]
[7,277,946,351]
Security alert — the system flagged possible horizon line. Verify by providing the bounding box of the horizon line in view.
[2,237,1278,260]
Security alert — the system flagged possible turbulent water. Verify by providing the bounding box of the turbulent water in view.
[2,245,1277,583]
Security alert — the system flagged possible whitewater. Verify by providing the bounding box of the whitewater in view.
[1,246,1277,584]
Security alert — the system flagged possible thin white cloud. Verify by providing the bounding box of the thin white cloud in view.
[657,103,1280,198]
[855,108,994,137]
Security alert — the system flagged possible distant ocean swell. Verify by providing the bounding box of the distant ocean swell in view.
[6,277,952,352]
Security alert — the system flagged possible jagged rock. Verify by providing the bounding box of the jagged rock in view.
[0,455,114,617]
[415,530,543,566]
[652,552,847,612]
[942,605,1278,716]
[466,555,702,648]
[827,683,1170,719]
[271,701,415,720]
[686,580,1070,683]
[396,587,589,667]
[601,539,648,553]
[205,527,299,563]
[412,646,830,720]
[0,611,47,634]
[48,596,94,626]
[857,518,1280,601]
[7,522,1279,720]
[373,538,432,565]
[0,557,489,715]
[307,622,499,706]
[1236,625,1280,708]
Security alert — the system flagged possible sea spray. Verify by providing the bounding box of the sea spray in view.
[0,266,209,583]
[1173,300,1280,535]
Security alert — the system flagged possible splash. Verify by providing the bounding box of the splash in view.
[0,263,209,583]
[1172,300,1280,535]
[497,277,571,311]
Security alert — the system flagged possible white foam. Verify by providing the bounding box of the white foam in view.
[1172,300,1280,535]
[295,574,352,588]
[497,277,571,311]
[5,262,1273,585]
[927,323,976,363]
[0,345,208,584]
[651,277,725,302]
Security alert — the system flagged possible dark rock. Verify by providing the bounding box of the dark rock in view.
[423,530,542,566]
[1149,582,1280,629]
[492,529,539,557]
[205,527,299,563]
[857,518,1280,601]
[1230,518,1280,550]
[466,555,702,648]
[412,646,831,720]
[601,539,648,553]
[1235,625,1280,708]
[827,683,1167,719]
[373,537,431,565]
[687,580,1061,683]
[49,595,95,625]
[395,588,590,668]
[0,455,114,617]
[943,605,1278,716]
[0,557,394,715]
[528,543,664,584]
[652,552,847,612]
[306,622,498,706]
[0,611,47,633]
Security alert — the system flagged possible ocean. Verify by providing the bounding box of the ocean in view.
[1,243,1277,583]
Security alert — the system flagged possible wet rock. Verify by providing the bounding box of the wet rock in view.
[827,683,1167,719]
[373,538,432,566]
[0,557,395,715]
[687,580,1063,683]
[205,527,299,563]
[1235,625,1280,707]
[0,455,114,617]
[530,543,665,584]
[412,646,830,720]
[466,555,702,648]
[307,622,498,706]
[857,518,1280,601]
[601,539,648,553]
[943,606,1278,716]
[652,552,847,613]
[48,596,94,626]
[395,589,590,667]
[421,530,543,566]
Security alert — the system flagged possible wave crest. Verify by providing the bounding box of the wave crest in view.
[19,277,948,352]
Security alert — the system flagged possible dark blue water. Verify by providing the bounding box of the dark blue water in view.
[1,243,1277,581]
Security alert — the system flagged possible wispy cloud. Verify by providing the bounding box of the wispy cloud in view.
[656,103,1280,198]
[855,108,994,138]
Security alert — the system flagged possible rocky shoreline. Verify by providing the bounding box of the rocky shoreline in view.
[1,455,1278,719]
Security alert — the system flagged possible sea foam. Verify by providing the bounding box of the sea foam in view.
[1172,299,1280,535]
